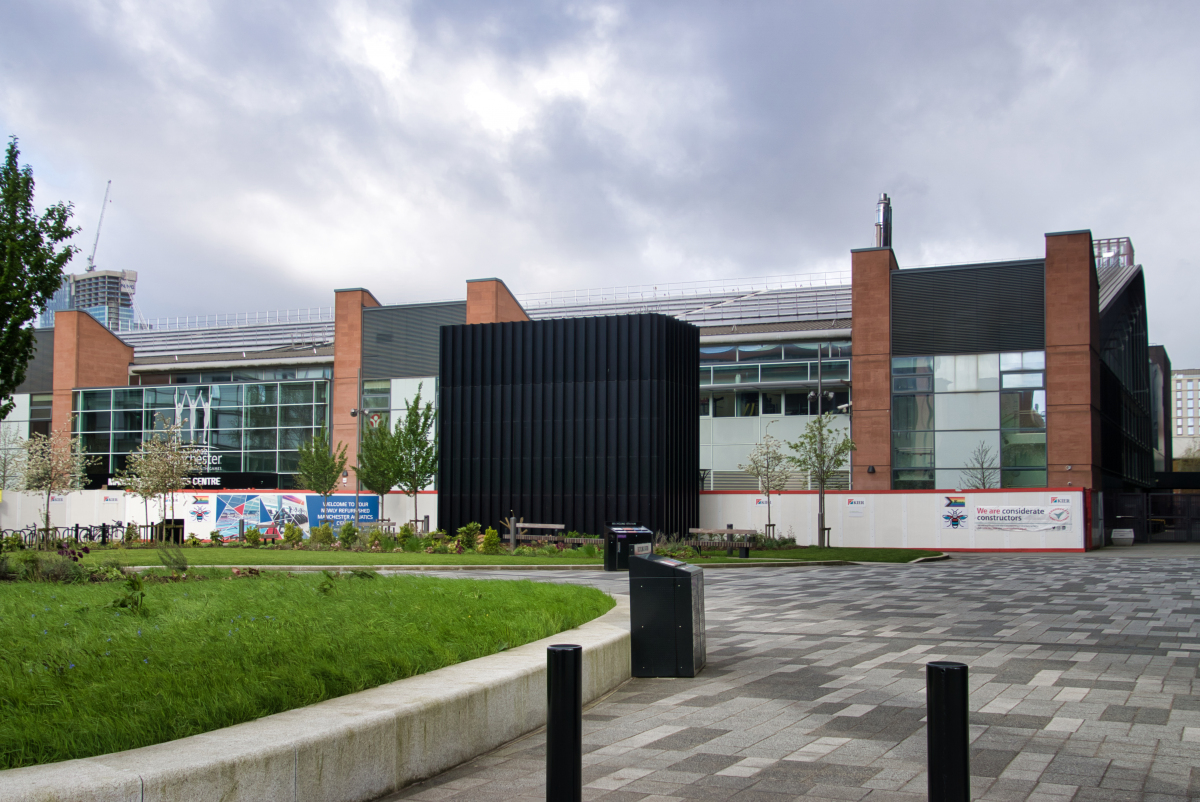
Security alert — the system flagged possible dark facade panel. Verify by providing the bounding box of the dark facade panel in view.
[15,329,55,394]
[891,260,1045,355]
[362,302,466,379]
[437,314,699,538]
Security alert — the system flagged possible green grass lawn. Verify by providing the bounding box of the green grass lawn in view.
[741,547,942,563]
[0,571,613,769]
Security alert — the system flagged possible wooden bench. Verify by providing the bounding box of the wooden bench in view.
[688,528,758,558]
[501,517,564,550]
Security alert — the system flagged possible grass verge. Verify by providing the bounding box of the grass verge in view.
[0,571,613,769]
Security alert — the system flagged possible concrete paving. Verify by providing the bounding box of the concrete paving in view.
[379,552,1200,801]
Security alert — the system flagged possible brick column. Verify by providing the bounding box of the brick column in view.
[850,247,899,490]
[465,278,530,324]
[51,311,134,432]
[1044,230,1101,489]
[332,289,381,472]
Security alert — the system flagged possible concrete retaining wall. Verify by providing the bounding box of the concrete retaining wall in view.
[1,597,630,802]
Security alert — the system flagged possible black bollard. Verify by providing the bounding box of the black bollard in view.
[927,661,970,802]
[546,644,583,802]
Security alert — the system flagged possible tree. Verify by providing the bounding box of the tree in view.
[0,425,26,492]
[117,417,199,541]
[356,421,401,512]
[395,383,437,529]
[1,137,78,421]
[296,427,347,527]
[785,411,855,549]
[21,424,97,546]
[961,441,1000,489]
[738,421,791,538]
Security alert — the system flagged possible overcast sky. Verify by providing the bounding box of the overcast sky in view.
[3,1,1198,364]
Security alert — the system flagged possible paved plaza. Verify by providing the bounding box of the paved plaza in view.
[382,550,1200,801]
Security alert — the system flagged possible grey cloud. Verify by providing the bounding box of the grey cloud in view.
[1,0,1197,363]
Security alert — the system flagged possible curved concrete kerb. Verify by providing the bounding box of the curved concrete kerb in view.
[1,596,631,802]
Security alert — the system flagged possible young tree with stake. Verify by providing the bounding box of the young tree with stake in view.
[738,421,791,538]
[786,410,854,549]
[395,384,437,529]
[295,427,347,528]
[21,425,97,547]
[356,421,401,517]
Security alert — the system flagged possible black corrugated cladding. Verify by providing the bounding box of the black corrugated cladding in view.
[15,329,54,393]
[891,260,1045,355]
[362,302,466,379]
[438,313,699,537]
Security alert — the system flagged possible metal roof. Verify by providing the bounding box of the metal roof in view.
[119,320,334,358]
[521,273,852,328]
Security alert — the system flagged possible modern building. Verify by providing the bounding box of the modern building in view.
[1,220,1171,537]
[1171,368,1200,464]
[38,269,139,332]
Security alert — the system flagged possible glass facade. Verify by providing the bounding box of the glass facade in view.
[73,381,330,478]
[892,352,1047,489]
[699,340,851,418]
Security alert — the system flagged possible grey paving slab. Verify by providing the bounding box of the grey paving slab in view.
[377,555,1200,801]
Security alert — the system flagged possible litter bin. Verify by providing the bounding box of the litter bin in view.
[629,553,706,677]
[603,522,654,571]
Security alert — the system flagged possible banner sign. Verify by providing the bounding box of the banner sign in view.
[975,501,1071,532]
[305,495,379,528]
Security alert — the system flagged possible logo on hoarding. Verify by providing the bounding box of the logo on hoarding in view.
[1049,496,1072,505]
[102,495,121,504]
[942,509,968,529]
[1048,507,1070,522]
[945,496,965,508]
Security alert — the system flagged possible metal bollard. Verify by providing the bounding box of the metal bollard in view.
[546,644,583,802]
[238,519,245,541]
[927,661,970,802]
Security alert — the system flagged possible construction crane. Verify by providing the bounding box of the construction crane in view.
[85,180,112,272]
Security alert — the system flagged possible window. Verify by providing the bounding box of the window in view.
[784,343,821,361]
[762,392,783,415]
[712,393,734,418]
[738,344,782,362]
[737,391,760,417]
[892,356,933,375]
[893,395,934,431]
[713,366,758,384]
[894,376,933,393]
[761,364,808,382]
[699,394,710,416]
[700,346,736,364]
[820,361,850,381]
[1002,373,1043,389]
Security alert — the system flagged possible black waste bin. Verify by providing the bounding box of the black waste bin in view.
[603,522,654,571]
[629,553,706,678]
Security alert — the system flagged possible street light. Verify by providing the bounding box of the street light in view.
[349,408,363,527]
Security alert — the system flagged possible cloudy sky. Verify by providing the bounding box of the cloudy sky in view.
[3,1,1198,363]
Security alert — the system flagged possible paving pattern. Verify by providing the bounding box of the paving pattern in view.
[380,555,1200,801]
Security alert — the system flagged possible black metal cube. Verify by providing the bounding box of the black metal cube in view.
[629,554,706,677]
[604,522,654,572]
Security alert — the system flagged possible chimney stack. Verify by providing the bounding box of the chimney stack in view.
[875,193,892,248]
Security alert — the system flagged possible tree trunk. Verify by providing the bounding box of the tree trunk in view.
[412,491,419,532]
[43,486,52,549]
[817,481,826,549]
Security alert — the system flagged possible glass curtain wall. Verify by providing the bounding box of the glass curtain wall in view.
[74,381,330,478]
[892,351,1047,489]
[699,340,851,419]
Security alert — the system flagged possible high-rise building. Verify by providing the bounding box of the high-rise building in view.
[39,269,138,331]
[1171,368,1200,462]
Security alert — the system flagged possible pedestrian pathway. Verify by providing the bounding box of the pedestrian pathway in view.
[380,556,1200,801]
